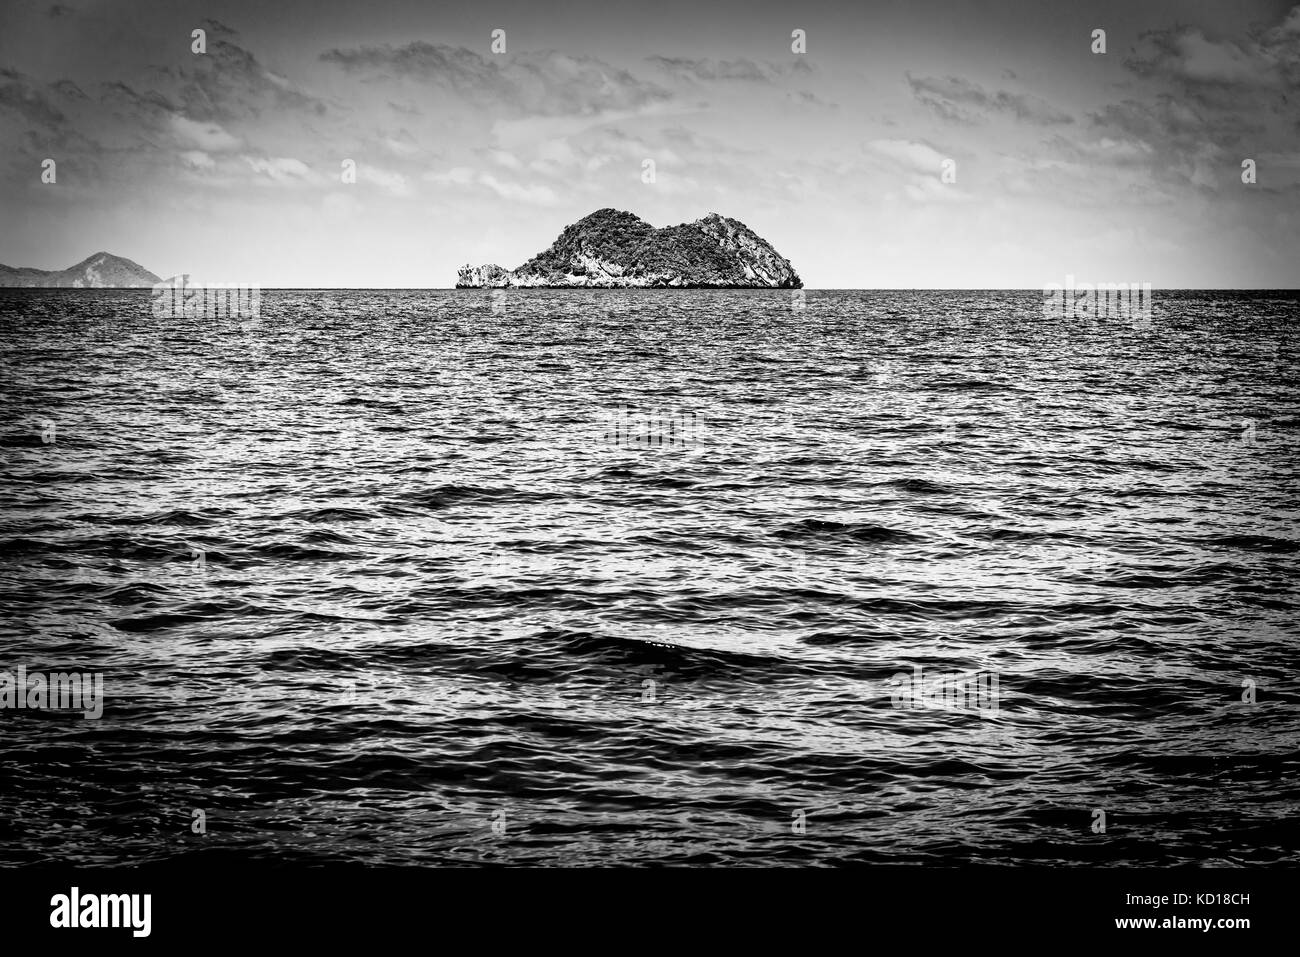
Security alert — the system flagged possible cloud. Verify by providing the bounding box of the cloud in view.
[421,165,556,205]
[488,149,522,170]
[99,80,175,119]
[497,124,687,183]
[906,73,1074,126]
[788,89,835,109]
[0,67,109,168]
[645,56,831,108]
[487,107,662,151]
[1126,23,1296,91]
[902,177,971,203]
[1081,95,1263,192]
[382,131,420,157]
[321,43,670,117]
[1089,96,1210,142]
[645,56,813,83]
[1283,5,1300,35]
[867,138,950,174]
[0,68,66,127]
[1083,6,1300,197]
[179,150,215,169]
[867,139,968,203]
[358,164,411,196]
[1123,8,1300,124]
[170,115,241,151]
[145,19,328,124]
[477,173,558,205]
[423,166,476,186]
[242,155,315,184]
[1047,132,1157,167]
[0,19,334,190]
[1012,125,1221,204]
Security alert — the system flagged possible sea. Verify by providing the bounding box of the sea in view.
[1,288,1297,866]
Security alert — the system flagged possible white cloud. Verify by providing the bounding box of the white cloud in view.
[420,165,557,204]
[489,149,522,169]
[867,139,969,203]
[170,115,241,152]
[488,107,662,150]
[179,150,215,169]
[360,165,411,195]
[868,139,950,174]
[243,156,315,183]
[383,137,420,157]
[423,166,476,185]
[477,173,558,205]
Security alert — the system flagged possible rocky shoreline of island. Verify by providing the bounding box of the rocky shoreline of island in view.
[457,208,802,288]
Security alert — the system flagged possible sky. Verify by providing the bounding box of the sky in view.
[1,0,1298,287]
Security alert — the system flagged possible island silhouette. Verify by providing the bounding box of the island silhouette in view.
[457,208,802,288]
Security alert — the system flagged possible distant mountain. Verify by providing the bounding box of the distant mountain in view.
[0,252,160,288]
[457,209,802,288]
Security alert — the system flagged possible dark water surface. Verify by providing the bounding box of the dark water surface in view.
[1,288,1297,866]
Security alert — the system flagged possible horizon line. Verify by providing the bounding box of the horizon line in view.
[5,286,1300,292]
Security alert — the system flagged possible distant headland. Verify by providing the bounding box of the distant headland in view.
[457,208,802,288]
[0,253,160,288]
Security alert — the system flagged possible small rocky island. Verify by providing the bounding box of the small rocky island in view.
[457,208,802,288]
[0,252,160,288]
